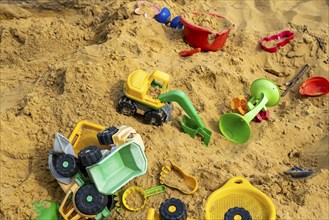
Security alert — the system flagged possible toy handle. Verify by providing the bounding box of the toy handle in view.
[224,177,253,188]
[145,185,166,197]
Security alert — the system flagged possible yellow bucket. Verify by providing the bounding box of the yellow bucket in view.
[204,177,276,220]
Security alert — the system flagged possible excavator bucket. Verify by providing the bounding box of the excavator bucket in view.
[181,115,212,146]
[158,90,212,146]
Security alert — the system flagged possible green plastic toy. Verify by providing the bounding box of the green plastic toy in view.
[219,78,281,144]
[32,200,59,220]
[158,90,212,146]
[88,141,148,195]
[122,185,166,211]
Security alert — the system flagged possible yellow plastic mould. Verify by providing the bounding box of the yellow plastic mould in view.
[204,177,276,220]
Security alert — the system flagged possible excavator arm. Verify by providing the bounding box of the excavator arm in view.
[158,90,212,146]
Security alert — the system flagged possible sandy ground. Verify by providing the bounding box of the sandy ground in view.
[0,0,328,219]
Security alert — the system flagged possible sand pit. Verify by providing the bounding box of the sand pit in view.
[0,0,328,219]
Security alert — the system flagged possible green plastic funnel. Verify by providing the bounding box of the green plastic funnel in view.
[219,78,281,144]
[250,78,281,107]
[219,93,269,144]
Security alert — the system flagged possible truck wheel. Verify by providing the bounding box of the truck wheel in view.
[116,96,136,116]
[159,198,187,220]
[55,154,79,178]
[107,194,115,211]
[224,207,252,220]
[75,184,108,215]
[97,127,119,145]
[78,146,102,167]
[144,110,165,126]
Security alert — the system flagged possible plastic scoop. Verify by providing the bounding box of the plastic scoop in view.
[160,161,198,194]
[299,76,329,96]
[260,30,294,53]
[122,185,166,211]
[219,78,281,143]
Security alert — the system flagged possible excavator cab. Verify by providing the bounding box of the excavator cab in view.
[123,70,171,109]
[149,70,170,93]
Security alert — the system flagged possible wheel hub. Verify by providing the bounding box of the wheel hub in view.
[86,195,93,203]
[62,161,69,168]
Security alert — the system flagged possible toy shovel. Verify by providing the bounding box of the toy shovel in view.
[219,78,281,144]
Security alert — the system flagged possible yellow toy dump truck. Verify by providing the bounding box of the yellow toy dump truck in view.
[117,69,212,146]
[48,120,147,220]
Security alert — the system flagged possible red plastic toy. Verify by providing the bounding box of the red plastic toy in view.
[180,12,233,51]
[253,110,270,123]
[179,48,201,57]
[259,30,294,53]
[299,76,329,96]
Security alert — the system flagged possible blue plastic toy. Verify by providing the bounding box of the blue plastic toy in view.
[170,16,183,29]
[285,166,315,178]
[156,7,171,24]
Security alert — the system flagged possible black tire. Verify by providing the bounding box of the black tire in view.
[55,154,79,178]
[75,184,108,215]
[144,109,165,126]
[116,96,137,116]
[79,165,89,178]
[159,198,187,220]
[107,194,115,211]
[97,127,119,145]
[78,146,102,167]
[224,207,252,220]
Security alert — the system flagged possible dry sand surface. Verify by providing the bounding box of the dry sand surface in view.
[0,0,328,219]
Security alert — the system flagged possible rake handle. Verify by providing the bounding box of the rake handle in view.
[281,64,310,97]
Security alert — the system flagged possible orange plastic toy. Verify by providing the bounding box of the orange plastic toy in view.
[230,95,248,115]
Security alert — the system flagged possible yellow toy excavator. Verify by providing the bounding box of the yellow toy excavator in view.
[117,69,212,146]
[117,69,172,126]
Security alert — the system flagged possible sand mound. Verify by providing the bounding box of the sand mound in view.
[0,0,328,219]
